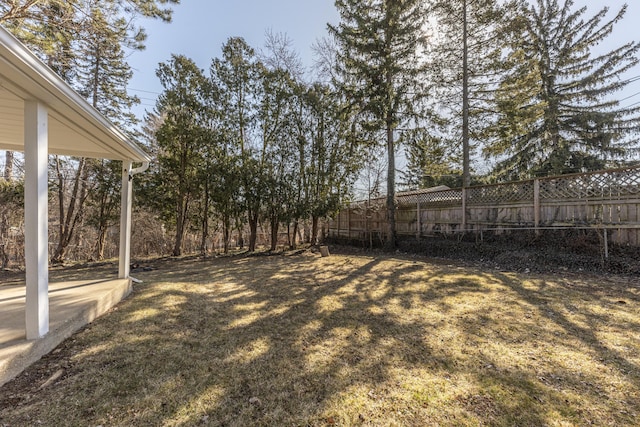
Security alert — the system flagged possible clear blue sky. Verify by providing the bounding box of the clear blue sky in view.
[127,0,640,120]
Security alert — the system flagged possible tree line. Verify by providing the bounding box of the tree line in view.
[142,35,361,255]
[1,0,639,263]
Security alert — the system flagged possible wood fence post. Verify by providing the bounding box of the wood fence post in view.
[416,201,421,240]
[364,200,373,248]
[461,188,467,233]
[347,203,351,241]
[534,178,540,236]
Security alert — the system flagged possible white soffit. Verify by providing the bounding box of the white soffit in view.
[0,26,150,162]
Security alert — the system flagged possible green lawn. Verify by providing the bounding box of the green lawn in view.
[1,251,639,426]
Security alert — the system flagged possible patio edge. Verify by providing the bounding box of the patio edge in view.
[0,278,132,388]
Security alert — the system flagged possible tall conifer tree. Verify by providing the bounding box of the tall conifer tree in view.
[153,55,207,257]
[428,0,517,187]
[485,0,640,180]
[210,38,265,252]
[329,0,428,249]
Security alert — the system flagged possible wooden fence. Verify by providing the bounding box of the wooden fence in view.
[328,166,640,247]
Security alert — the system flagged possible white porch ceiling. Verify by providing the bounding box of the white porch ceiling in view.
[0,26,150,162]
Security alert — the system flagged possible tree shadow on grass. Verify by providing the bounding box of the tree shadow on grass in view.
[0,253,639,426]
[492,271,640,385]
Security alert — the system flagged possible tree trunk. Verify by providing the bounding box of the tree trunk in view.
[248,212,258,252]
[51,157,91,264]
[3,151,13,181]
[385,122,397,250]
[290,221,299,250]
[0,212,8,270]
[94,189,108,261]
[172,196,187,257]
[172,228,183,257]
[222,214,232,254]
[237,230,244,249]
[200,181,210,256]
[462,0,471,188]
[311,215,319,245]
[95,225,107,261]
[270,216,279,251]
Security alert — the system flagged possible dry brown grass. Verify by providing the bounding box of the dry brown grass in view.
[1,250,639,426]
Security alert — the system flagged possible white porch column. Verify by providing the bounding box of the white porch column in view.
[24,101,49,339]
[118,160,133,279]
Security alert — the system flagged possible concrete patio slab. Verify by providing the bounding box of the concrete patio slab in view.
[0,278,131,387]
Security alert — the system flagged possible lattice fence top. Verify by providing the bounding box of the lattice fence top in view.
[468,181,534,204]
[397,188,462,206]
[539,168,640,200]
[350,166,640,208]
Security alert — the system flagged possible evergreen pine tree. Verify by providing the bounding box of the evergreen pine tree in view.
[210,37,265,252]
[400,132,462,190]
[428,0,518,187]
[329,0,428,249]
[153,55,208,256]
[76,4,142,128]
[485,0,640,180]
[74,3,151,260]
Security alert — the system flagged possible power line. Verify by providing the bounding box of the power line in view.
[621,74,640,84]
[622,100,640,109]
[128,87,161,95]
[619,90,640,102]
[135,96,157,102]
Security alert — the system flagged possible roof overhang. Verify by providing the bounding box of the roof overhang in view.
[0,25,150,162]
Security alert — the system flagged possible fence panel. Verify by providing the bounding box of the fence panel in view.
[328,166,640,246]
